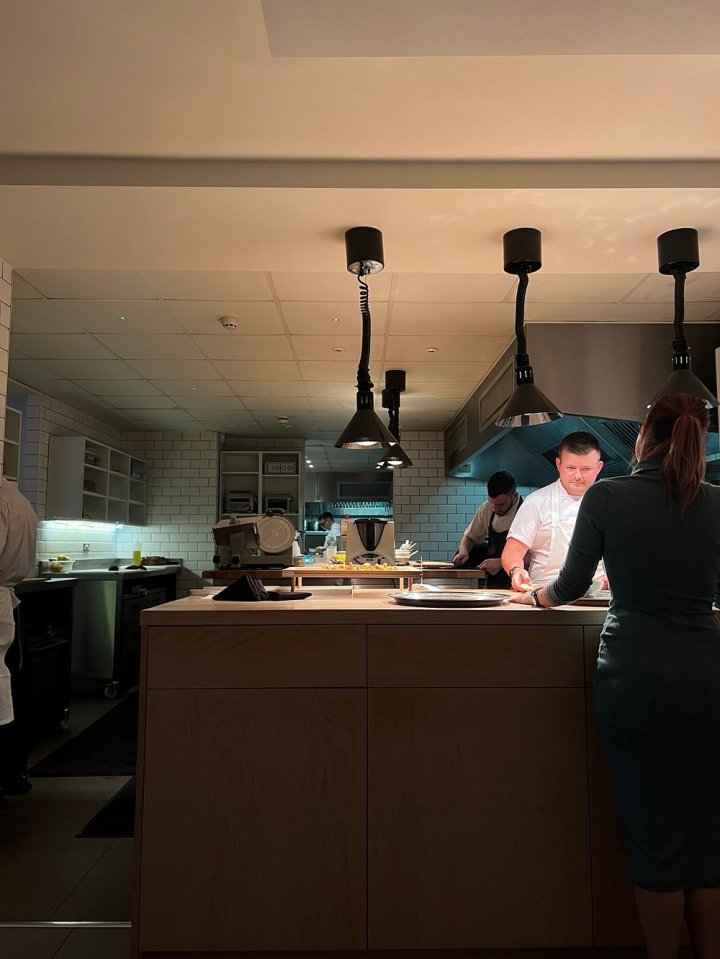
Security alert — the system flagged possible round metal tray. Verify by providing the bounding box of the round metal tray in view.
[389,590,510,608]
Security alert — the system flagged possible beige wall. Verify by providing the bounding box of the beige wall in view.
[0,260,12,473]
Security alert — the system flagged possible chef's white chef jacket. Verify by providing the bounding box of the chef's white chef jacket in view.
[323,521,342,547]
[0,481,38,725]
[507,479,603,587]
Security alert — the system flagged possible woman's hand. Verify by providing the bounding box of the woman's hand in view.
[509,591,536,605]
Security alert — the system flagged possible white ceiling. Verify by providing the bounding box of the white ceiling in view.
[1,0,719,446]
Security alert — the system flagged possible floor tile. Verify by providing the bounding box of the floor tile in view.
[0,926,70,959]
[0,777,128,850]
[52,847,133,921]
[54,927,131,959]
[0,848,106,921]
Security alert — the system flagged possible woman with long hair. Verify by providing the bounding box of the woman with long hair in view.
[512,393,720,959]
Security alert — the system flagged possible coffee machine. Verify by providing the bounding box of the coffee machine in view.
[212,512,298,568]
[345,518,396,565]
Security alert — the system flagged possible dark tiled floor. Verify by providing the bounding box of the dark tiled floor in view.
[0,694,132,957]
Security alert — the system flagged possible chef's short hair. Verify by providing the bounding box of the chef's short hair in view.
[319,511,334,522]
[487,471,516,497]
[558,431,602,457]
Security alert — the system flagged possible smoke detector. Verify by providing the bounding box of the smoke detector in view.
[277,416,290,427]
[219,315,239,330]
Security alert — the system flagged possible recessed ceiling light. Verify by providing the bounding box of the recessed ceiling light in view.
[308,464,314,468]
[425,347,439,353]
[332,316,340,323]
[332,347,344,353]
[118,315,126,321]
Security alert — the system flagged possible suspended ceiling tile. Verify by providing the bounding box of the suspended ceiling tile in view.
[299,381,365,399]
[290,334,383,361]
[17,269,155,299]
[393,273,515,303]
[140,271,273,300]
[526,273,646,303]
[103,395,179,409]
[227,380,308,397]
[94,333,206,360]
[624,272,720,302]
[271,271,392,301]
[402,412,455,428]
[10,274,43,299]
[525,302,609,321]
[406,380,477,398]
[10,333,117,360]
[192,334,294,361]
[39,358,145,379]
[123,359,222,380]
[282,301,387,334]
[390,302,513,336]
[10,299,87,333]
[241,396,312,412]
[9,358,78,385]
[166,300,284,334]
[53,299,183,334]
[165,395,246,410]
[382,359,490,381]
[155,379,234,396]
[128,410,202,427]
[307,397,355,411]
[299,360,367,382]
[386,334,509,362]
[212,360,301,380]
[185,408,257,420]
[401,396,464,412]
[599,301,720,321]
[72,379,163,396]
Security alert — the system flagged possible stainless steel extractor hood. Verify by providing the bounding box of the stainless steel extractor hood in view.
[445,323,720,488]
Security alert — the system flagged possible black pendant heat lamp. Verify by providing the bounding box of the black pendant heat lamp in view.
[376,370,413,469]
[335,227,400,450]
[495,228,563,428]
[647,228,718,410]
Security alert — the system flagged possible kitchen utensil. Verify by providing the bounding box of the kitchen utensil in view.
[419,561,455,568]
[389,590,510,608]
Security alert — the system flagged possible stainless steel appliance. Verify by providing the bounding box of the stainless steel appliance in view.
[212,512,297,568]
[345,518,396,565]
[224,491,256,514]
[263,493,294,512]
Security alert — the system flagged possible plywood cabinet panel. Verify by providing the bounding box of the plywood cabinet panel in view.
[368,625,584,687]
[368,687,591,949]
[138,688,366,952]
[146,625,366,688]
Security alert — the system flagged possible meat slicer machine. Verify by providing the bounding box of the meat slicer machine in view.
[212,512,299,569]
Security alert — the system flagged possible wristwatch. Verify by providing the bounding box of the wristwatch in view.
[530,587,545,608]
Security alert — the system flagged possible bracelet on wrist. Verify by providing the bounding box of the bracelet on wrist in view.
[531,587,546,608]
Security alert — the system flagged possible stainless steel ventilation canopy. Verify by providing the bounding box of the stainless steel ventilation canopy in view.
[445,323,720,488]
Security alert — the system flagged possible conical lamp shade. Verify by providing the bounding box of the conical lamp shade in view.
[496,382,564,428]
[647,368,718,410]
[335,406,399,449]
[378,443,413,469]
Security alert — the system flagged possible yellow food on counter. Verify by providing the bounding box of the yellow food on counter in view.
[321,562,398,571]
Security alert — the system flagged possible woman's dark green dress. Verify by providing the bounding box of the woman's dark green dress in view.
[547,460,720,891]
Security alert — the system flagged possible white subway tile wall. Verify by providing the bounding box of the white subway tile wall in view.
[0,260,11,472]
[392,431,535,562]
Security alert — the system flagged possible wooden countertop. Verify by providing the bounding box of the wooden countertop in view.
[142,589,608,627]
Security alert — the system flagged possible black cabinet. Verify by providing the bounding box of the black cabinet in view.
[14,579,76,734]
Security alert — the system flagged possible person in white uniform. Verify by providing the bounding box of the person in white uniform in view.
[313,511,342,555]
[0,480,38,807]
[501,432,604,591]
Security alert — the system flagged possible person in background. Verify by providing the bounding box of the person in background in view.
[313,511,341,555]
[510,394,720,959]
[452,470,522,588]
[502,431,604,590]
[0,480,39,808]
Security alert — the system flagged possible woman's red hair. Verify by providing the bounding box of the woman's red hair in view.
[640,393,710,512]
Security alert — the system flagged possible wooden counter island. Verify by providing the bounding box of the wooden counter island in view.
[132,591,659,959]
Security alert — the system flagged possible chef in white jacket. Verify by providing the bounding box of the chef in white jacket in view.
[501,432,604,590]
[0,480,38,728]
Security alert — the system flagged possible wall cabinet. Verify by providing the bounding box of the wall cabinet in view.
[47,436,147,524]
[218,449,303,529]
[3,405,22,482]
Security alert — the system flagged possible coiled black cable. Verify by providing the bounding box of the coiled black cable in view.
[356,274,374,393]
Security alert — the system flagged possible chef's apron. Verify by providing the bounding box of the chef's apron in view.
[0,586,18,726]
[484,513,511,589]
[534,482,576,588]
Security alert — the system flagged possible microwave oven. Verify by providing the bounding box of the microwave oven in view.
[264,494,294,512]
[224,491,256,514]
